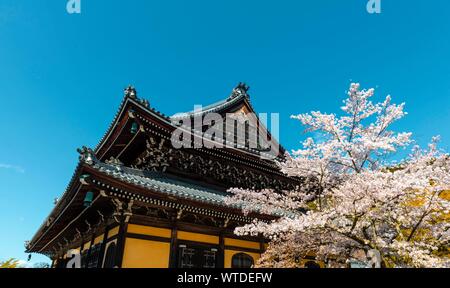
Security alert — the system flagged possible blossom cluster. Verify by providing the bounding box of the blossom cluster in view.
[226,84,450,268]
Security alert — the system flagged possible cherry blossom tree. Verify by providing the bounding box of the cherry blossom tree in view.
[226,83,450,268]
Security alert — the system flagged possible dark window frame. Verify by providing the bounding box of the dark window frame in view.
[231,253,254,268]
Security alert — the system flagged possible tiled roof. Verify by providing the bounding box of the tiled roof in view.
[91,161,293,218]
[91,161,232,207]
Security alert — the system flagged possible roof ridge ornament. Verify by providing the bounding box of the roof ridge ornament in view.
[230,82,250,100]
[77,146,97,165]
[124,85,137,99]
[124,85,150,108]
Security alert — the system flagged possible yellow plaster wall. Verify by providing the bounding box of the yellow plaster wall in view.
[177,231,219,244]
[127,224,171,238]
[82,241,91,251]
[107,226,120,239]
[121,238,170,268]
[224,250,260,268]
[224,238,260,250]
[94,235,104,245]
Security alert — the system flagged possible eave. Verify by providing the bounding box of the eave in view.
[26,158,277,255]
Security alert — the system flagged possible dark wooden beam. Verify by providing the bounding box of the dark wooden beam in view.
[114,217,127,268]
[224,245,263,254]
[168,227,178,268]
[126,233,171,243]
[97,225,110,268]
[218,232,225,268]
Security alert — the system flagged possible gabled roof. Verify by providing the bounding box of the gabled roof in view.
[26,83,295,255]
[171,82,252,119]
[94,83,286,164]
[169,82,285,159]
[94,87,173,158]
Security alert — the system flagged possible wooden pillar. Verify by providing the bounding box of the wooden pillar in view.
[85,233,95,268]
[79,235,85,268]
[169,227,178,268]
[260,240,265,253]
[218,232,225,268]
[114,217,127,268]
[97,225,110,268]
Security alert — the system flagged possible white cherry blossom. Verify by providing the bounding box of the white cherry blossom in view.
[227,84,450,268]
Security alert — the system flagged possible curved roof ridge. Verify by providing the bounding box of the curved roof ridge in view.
[171,82,251,119]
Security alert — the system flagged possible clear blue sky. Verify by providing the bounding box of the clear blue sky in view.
[1,0,449,265]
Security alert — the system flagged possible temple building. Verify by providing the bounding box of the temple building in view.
[26,83,302,268]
